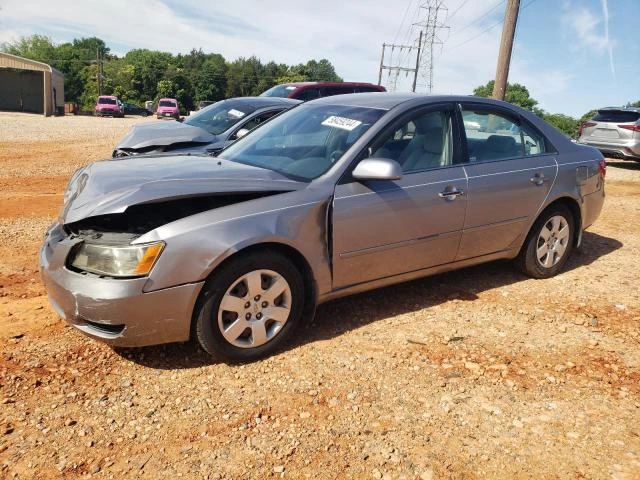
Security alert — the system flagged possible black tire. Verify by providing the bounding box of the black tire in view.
[141,111,148,117]
[194,250,305,362]
[515,204,575,279]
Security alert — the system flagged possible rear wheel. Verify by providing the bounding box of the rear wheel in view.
[516,205,575,278]
[194,251,305,362]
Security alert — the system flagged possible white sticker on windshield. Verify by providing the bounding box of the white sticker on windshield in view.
[286,86,296,90]
[228,108,246,119]
[321,115,362,131]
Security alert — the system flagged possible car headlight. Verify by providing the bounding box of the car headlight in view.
[69,242,164,278]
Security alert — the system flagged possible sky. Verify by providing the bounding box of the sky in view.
[0,0,638,117]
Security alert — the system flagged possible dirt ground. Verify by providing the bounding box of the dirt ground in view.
[0,112,639,480]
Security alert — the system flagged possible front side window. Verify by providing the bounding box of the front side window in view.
[185,101,261,135]
[260,85,297,98]
[462,107,547,162]
[219,104,385,181]
[371,110,453,173]
[231,110,280,139]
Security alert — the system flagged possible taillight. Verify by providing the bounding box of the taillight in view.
[618,124,640,132]
[598,159,606,178]
[579,121,596,136]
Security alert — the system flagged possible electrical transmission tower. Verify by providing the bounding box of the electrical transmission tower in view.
[414,1,449,92]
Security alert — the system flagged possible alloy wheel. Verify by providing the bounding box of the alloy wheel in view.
[217,269,292,348]
[536,215,570,268]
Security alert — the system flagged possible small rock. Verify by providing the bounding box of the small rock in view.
[1,398,15,405]
[558,325,567,333]
[64,419,77,427]
[590,317,599,327]
[614,304,626,311]
[299,412,311,419]
[90,464,100,474]
[273,465,285,473]
[372,469,383,479]
[420,469,434,480]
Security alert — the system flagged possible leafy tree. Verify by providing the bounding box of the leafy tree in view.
[1,34,344,112]
[473,80,539,111]
[542,113,579,137]
[631,100,640,108]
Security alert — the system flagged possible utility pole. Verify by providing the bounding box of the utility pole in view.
[412,30,423,92]
[492,0,520,100]
[377,42,422,92]
[96,47,102,96]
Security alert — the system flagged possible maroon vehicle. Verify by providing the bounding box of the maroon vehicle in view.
[260,82,385,101]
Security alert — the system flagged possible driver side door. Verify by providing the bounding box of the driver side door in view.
[331,104,468,289]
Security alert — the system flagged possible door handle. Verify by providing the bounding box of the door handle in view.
[438,188,465,200]
[530,173,545,186]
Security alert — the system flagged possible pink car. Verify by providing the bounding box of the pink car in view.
[95,95,124,118]
[156,98,180,119]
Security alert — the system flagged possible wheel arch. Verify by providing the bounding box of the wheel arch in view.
[533,196,583,248]
[191,241,318,339]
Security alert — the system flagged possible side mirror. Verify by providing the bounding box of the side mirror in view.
[352,158,402,181]
[235,128,250,139]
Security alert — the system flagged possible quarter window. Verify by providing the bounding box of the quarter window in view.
[372,110,453,173]
[461,107,547,162]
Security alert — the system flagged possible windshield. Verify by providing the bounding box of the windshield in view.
[219,104,385,181]
[260,85,298,98]
[159,100,177,107]
[184,101,259,135]
[98,97,116,105]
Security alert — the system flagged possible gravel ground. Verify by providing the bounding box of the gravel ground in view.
[0,114,639,479]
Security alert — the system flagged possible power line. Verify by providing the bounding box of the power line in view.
[392,0,415,45]
[446,0,538,51]
[449,0,505,38]
[447,0,471,22]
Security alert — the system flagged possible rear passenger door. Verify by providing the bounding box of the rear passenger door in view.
[456,103,558,260]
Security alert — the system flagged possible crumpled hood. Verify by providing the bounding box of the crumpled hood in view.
[61,155,305,224]
[115,121,218,150]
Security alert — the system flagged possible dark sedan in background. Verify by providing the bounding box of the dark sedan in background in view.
[123,102,152,117]
[113,97,300,157]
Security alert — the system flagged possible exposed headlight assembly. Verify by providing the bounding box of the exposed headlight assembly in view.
[69,242,164,278]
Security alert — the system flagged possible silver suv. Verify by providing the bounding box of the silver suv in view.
[578,107,640,161]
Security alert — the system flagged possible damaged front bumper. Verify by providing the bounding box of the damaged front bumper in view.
[39,223,204,347]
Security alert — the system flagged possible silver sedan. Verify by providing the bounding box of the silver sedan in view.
[41,93,606,361]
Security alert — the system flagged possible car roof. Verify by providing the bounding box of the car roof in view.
[283,81,381,88]
[307,92,529,111]
[218,97,302,108]
[159,98,177,101]
[597,106,640,113]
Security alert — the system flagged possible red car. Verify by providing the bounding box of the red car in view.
[94,95,124,118]
[156,98,180,119]
[260,82,385,101]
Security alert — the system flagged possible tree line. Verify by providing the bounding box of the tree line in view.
[1,35,342,112]
[473,80,640,137]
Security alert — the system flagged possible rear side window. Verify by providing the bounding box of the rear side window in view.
[320,86,355,97]
[592,111,640,123]
[356,86,383,93]
[295,88,320,101]
[461,107,547,162]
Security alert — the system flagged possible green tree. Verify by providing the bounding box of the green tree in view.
[542,113,579,137]
[473,80,539,111]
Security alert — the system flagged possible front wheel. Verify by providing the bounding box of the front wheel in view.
[515,205,575,278]
[194,251,305,362]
